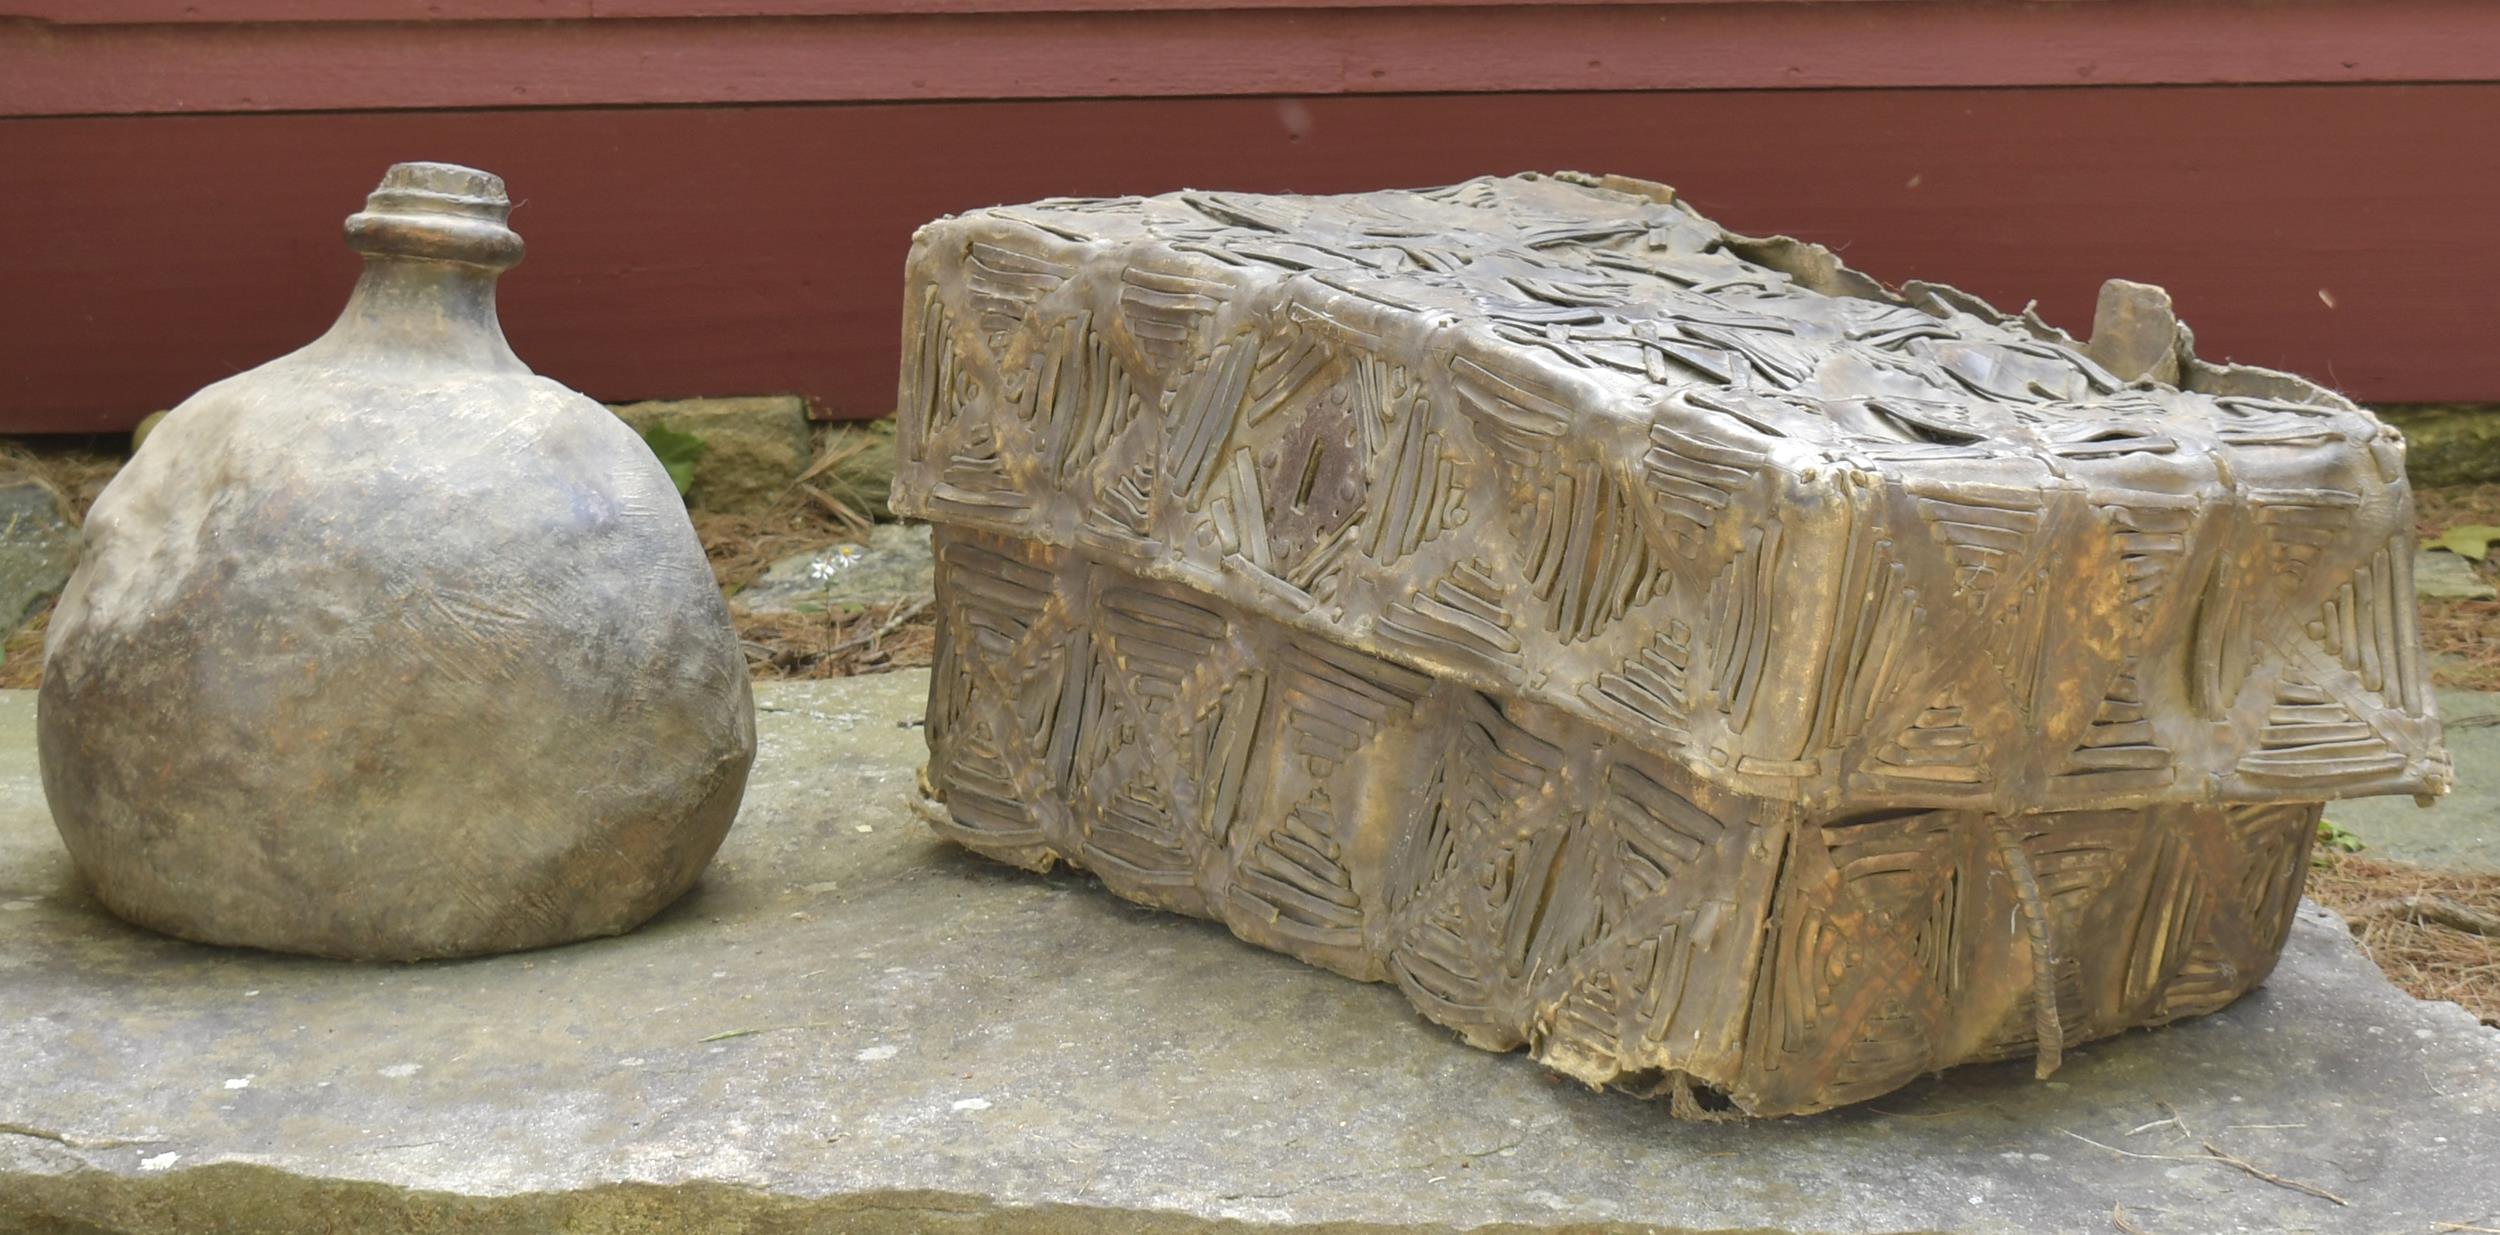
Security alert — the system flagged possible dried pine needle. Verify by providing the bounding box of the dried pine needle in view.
[2309,852,2500,1027]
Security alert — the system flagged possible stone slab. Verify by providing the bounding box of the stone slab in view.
[2329,686,2500,873]
[0,480,77,630]
[2381,404,2500,488]
[2417,548,2499,601]
[730,521,934,615]
[3,673,2497,1235]
[609,396,812,515]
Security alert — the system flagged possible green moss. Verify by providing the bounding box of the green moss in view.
[2379,405,2500,488]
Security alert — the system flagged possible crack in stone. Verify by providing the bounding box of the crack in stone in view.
[0,1121,168,1150]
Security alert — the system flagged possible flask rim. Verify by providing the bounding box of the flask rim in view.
[343,161,524,271]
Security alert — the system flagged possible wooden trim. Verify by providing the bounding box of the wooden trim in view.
[0,0,1889,21]
[0,0,593,19]
[598,0,1864,13]
[4,1,2496,117]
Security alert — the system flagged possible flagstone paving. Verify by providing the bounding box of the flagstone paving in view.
[3,673,2496,1234]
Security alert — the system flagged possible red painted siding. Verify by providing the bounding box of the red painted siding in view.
[5,84,2492,431]
[5,1,2496,115]
[4,0,1806,17]
[0,0,1860,17]
[3,0,2494,429]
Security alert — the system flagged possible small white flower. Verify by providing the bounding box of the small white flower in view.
[808,545,867,583]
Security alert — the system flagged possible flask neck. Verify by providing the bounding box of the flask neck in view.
[312,161,529,373]
[317,255,526,373]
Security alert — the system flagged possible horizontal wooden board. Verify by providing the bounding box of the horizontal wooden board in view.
[0,0,1827,21]
[2,83,2492,432]
[4,0,2496,116]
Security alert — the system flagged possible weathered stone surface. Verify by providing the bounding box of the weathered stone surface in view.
[730,521,934,614]
[611,395,813,515]
[2382,404,2500,487]
[4,673,2497,1235]
[2418,548,2499,600]
[2330,686,2500,873]
[0,480,77,629]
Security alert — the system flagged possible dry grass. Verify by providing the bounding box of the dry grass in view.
[694,431,886,593]
[735,600,936,681]
[712,493,940,677]
[694,500,862,595]
[0,442,123,689]
[0,440,122,526]
[692,441,938,681]
[2308,851,2500,1027]
[2415,481,2500,691]
[2421,598,2500,692]
[0,611,43,690]
[2415,480,2500,537]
